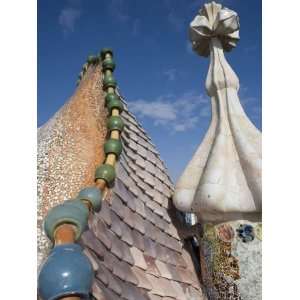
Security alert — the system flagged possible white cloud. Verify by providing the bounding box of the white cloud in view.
[129,100,177,121]
[128,91,210,133]
[199,105,211,117]
[163,68,177,81]
[59,7,81,34]
[173,116,199,132]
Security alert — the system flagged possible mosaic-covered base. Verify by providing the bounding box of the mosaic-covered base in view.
[200,220,262,300]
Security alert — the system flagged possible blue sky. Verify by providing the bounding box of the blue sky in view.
[38,0,261,181]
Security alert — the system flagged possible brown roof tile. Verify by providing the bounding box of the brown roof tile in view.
[137,137,150,150]
[173,253,187,268]
[110,234,125,260]
[133,197,146,218]
[130,247,148,270]
[144,160,156,175]
[128,131,139,143]
[135,155,146,169]
[123,206,135,228]
[97,201,111,226]
[114,178,128,204]
[147,294,163,300]
[128,123,142,136]
[106,269,123,295]
[156,244,173,265]
[128,185,140,199]
[91,280,107,300]
[162,210,172,224]
[145,187,155,199]
[152,190,164,205]
[113,260,138,285]
[122,282,149,300]
[161,197,169,209]
[131,266,153,291]
[144,220,157,241]
[170,281,186,299]
[110,211,123,238]
[156,230,167,246]
[160,278,177,298]
[155,260,173,280]
[187,286,206,299]
[80,230,106,259]
[91,218,112,250]
[95,263,109,286]
[137,144,148,159]
[131,229,145,251]
[162,184,172,198]
[152,202,165,218]
[128,139,138,152]
[153,214,167,231]
[93,279,121,300]
[83,248,99,271]
[145,274,166,297]
[120,220,134,246]
[132,211,146,234]
[166,264,182,282]
[145,197,157,212]
[126,147,138,161]
[177,267,194,285]
[111,194,124,219]
[103,251,118,272]
[144,237,158,258]
[144,205,156,224]
[144,255,161,277]
[144,172,156,187]
[120,239,135,266]
[154,177,164,193]
[155,169,166,183]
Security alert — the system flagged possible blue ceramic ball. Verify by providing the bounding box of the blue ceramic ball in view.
[38,244,93,300]
[77,187,102,212]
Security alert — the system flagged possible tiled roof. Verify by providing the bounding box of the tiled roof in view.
[80,92,205,299]
[37,63,206,299]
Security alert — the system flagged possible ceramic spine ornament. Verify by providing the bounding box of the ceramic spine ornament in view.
[173,1,262,224]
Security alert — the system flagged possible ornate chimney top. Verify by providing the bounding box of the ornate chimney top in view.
[189,1,240,57]
[173,1,262,224]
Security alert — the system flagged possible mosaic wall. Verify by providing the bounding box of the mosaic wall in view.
[37,65,107,268]
[200,221,262,300]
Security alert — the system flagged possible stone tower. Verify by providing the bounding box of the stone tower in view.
[173,2,262,299]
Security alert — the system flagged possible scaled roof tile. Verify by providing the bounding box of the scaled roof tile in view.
[110,211,123,238]
[91,218,112,250]
[97,201,112,226]
[131,266,153,291]
[130,247,148,270]
[144,255,161,277]
[131,229,145,251]
[144,237,158,258]
[70,78,205,299]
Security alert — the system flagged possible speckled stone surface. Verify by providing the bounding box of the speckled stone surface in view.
[37,64,107,268]
[200,221,262,300]
[37,63,207,299]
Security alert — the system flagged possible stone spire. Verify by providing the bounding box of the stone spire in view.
[173,1,261,224]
